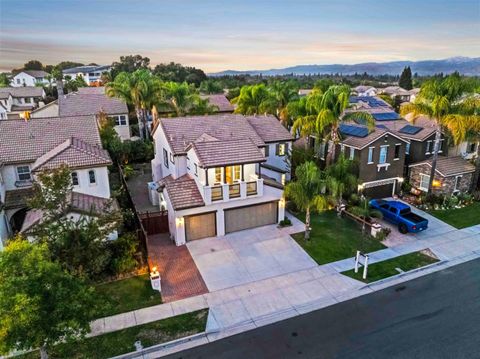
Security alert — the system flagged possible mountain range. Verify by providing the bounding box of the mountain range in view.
[210,57,480,77]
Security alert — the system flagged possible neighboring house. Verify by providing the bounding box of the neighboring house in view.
[380,86,411,103]
[11,70,50,87]
[62,65,111,85]
[353,85,378,97]
[408,88,420,103]
[151,114,292,245]
[409,156,476,195]
[449,140,479,160]
[0,116,115,248]
[0,87,46,119]
[31,87,131,140]
[200,94,234,113]
[298,89,313,97]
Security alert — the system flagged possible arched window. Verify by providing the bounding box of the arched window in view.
[88,170,96,184]
[71,172,79,186]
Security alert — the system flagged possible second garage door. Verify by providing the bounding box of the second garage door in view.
[225,201,278,234]
[185,212,216,241]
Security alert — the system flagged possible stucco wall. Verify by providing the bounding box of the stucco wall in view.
[68,167,111,198]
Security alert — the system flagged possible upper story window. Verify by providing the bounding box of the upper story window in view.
[163,149,169,168]
[25,97,33,104]
[394,144,401,160]
[467,142,477,154]
[115,115,127,126]
[264,145,270,157]
[425,140,433,154]
[438,139,444,153]
[349,147,355,160]
[170,153,175,164]
[379,146,388,164]
[88,170,96,185]
[214,168,222,184]
[367,147,374,164]
[194,164,198,176]
[233,165,241,181]
[186,157,190,170]
[71,172,79,186]
[16,166,31,181]
[276,143,286,156]
[16,78,20,84]
[406,142,410,154]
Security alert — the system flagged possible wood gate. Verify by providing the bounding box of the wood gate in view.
[139,211,169,235]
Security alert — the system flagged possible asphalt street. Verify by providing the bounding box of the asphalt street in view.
[163,258,480,359]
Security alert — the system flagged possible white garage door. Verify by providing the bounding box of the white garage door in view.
[225,201,278,234]
[185,212,216,241]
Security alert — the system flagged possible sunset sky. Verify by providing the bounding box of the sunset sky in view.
[1,0,479,73]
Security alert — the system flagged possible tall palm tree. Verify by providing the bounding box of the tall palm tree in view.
[106,69,161,140]
[326,154,358,211]
[292,85,375,165]
[270,80,299,123]
[232,84,277,115]
[400,72,478,194]
[284,161,328,240]
[159,81,216,117]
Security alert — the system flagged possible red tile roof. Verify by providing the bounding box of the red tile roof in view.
[409,156,475,177]
[200,94,234,112]
[58,92,127,117]
[158,174,204,210]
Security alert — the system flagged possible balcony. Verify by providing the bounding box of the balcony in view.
[203,179,263,205]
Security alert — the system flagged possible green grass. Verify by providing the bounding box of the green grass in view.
[95,274,162,317]
[429,202,480,229]
[342,252,439,283]
[18,309,208,359]
[291,211,386,265]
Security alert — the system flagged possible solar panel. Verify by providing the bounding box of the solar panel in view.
[376,124,388,129]
[339,124,369,138]
[372,112,400,121]
[350,96,389,108]
[399,125,423,135]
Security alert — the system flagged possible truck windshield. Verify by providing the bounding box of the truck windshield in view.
[400,208,411,215]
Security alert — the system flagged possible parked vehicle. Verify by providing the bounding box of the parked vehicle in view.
[369,199,428,234]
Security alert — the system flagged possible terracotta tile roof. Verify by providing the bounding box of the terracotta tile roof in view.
[0,116,102,165]
[190,138,265,168]
[31,137,111,172]
[340,125,408,149]
[58,92,127,117]
[380,116,437,141]
[158,174,204,210]
[200,94,234,112]
[4,188,34,209]
[77,87,106,94]
[0,86,44,98]
[159,114,266,155]
[246,115,293,143]
[409,156,475,177]
[20,192,118,232]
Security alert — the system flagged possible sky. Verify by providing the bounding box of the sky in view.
[0,0,479,73]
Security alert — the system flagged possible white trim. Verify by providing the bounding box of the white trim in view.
[341,130,408,151]
[367,146,374,164]
[419,173,430,192]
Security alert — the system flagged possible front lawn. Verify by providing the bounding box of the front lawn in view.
[20,309,208,359]
[95,274,162,317]
[429,201,480,229]
[342,251,439,283]
[291,211,386,264]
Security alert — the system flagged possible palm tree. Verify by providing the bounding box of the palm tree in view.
[284,161,328,240]
[326,154,358,212]
[159,81,216,117]
[292,85,375,165]
[232,84,277,115]
[400,72,478,194]
[350,196,383,234]
[106,69,161,140]
[270,80,299,123]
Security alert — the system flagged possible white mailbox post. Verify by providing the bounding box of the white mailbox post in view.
[354,250,369,280]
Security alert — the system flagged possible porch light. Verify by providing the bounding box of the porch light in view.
[176,217,184,227]
[432,180,441,188]
[279,197,286,208]
[397,177,404,183]
[358,184,365,191]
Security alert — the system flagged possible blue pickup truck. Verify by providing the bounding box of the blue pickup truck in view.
[369,199,428,234]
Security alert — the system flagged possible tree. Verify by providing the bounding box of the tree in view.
[400,72,478,194]
[63,74,87,92]
[0,73,9,87]
[28,165,122,278]
[233,84,277,115]
[54,61,84,71]
[106,69,162,139]
[399,66,413,90]
[153,62,207,86]
[326,154,358,211]
[111,54,150,78]
[199,79,224,94]
[284,161,328,240]
[23,60,43,71]
[159,81,216,116]
[0,239,99,359]
[270,80,299,123]
[292,85,375,165]
[350,196,383,234]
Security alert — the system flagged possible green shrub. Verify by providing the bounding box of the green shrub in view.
[279,217,292,227]
[108,233,139,275]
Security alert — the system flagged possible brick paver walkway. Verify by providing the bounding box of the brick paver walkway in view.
[147,234,208,302]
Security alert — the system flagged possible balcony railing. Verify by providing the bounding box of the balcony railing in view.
[211,185,223,201]
[229,183,241,198]
[246,181,257,196]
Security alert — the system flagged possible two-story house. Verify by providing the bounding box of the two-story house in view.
[0,116,115,248]
[0,87,46,119]
[151,114,292,245]
[62,65,111,85]
[11,70,50,87]
[353,86,378,97]
[31,87,131,140]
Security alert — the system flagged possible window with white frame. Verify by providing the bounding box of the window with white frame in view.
[71,172,79,186]
[379,146,388,164]
[114,115,127,126]
[405,142,410,155]
[276,143,286,156]
[419,173,430,191]
[88,170,96,184]
[186,157,190,170]
[394,144,401,160]
[233,165,241,181]
[454,175,462,192]
[340,144,345,154]
[264,145,270,157]
[425,140,433,154]
[214,168,222,184]
[194,164,198,176]
[349,147,355,160]
[438,139,444,153]
[163,149,168,168]
[367,147,374,164]
[170,153,175,164]
[16,166,31,181]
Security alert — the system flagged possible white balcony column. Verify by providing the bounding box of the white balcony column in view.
[222,183,229,201]
[216,210,225,236]
[204,186,212,205]
[257,178,264,196]
[175,217,186,246]
[278,197,286,223]
[240,181,247,198]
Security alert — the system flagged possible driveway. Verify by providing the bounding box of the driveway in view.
[187,214,317,291]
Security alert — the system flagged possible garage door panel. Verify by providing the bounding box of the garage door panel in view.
[364,184,394,199]
[185,212,216,241]
[225,202,278,234]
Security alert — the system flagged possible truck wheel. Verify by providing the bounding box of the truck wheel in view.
[399,223,408,234]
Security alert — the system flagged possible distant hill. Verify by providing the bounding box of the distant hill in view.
[210,57,480,77]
